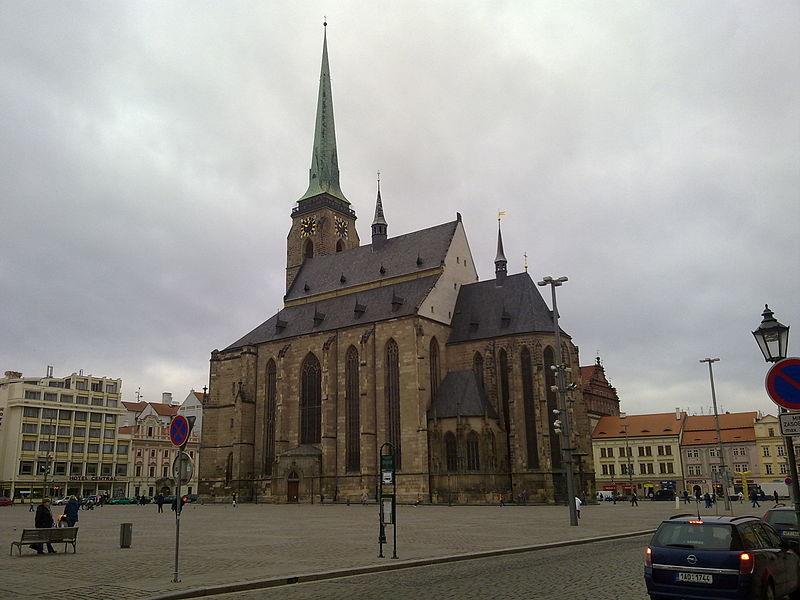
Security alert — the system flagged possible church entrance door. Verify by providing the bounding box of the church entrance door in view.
[287,471,299,503]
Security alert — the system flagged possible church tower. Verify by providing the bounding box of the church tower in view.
[286,23,360,291]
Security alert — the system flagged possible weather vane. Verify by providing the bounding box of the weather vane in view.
[497,209,506,223]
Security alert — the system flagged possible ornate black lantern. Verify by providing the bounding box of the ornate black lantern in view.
[752,305,789,363]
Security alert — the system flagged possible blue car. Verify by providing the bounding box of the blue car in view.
[644,514,800,599]
[763,506,800,548]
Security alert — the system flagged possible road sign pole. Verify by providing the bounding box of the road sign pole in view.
[173,455,181,583]
[780,410,800,528]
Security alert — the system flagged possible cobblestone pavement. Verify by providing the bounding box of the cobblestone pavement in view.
[0,500,764,599]
[215,534,652,600]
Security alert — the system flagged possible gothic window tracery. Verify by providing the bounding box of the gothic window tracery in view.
[385,339,402,469]
[543,346,561,469]
[473,351,485,390]
[345,346,360,472]
[429,337,440,401]
[265,359,277,475]
[521,346,539,469]
[445,431,458,472]
[466,431,480,471]
[300,353,321,444]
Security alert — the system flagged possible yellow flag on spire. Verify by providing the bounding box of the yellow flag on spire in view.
[497,210,507,220]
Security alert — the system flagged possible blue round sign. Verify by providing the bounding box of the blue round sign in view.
[169,415,190,447]
[765,357,800,410]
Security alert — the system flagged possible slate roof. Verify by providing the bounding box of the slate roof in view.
[448,272,560,344]
[285,220,459,301]
[428,370,499,420]
[224,275,440,350]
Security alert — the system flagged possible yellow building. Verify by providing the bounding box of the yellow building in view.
[0,369,129,500]
[754,413,798,495]
[592,411,686,497]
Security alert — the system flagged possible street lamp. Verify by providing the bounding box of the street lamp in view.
[752,306,800,527]
[752,305,789,363]
[699,358,733,512]
[537,275,579,526]
[620,413,633,495]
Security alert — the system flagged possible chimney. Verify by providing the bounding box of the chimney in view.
[162,392,173,404]
[675,407,681,420]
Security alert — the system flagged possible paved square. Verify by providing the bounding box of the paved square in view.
[0,500,766,599]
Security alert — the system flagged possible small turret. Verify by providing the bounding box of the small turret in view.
[494,220,507,284]
[371,173,387,250]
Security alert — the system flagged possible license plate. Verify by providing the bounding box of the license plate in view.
[784,530,799,537]
[677,572,713,584]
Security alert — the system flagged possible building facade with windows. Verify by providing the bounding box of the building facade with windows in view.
[0,370,130,500]
[591,411,686,496]
[680,412,759,496]
[121,400,200,498]
[753,413,799,490]
[580,357,620,433]
[199,30,596,504]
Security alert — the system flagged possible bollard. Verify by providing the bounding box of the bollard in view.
[675,497,680,510]
[120,522,133,548]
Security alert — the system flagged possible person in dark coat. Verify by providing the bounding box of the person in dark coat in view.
[773,490,780,505]
[750,489,760,508]
[63,495,79,527]
[156,493,164,513]
[31,498,56,554]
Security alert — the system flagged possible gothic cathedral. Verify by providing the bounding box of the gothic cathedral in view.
[198,28,596,504]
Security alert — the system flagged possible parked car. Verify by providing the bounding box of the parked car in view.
[109,497,137,505]
[763,505,800,548]
[652,489,676,501]
[185,494,201,504]
[644,514,800,599]
[53,496,70,505]
[0,497,13,506]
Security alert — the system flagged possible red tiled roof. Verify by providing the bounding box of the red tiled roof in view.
[192,391,204,402]
[580,365,597,388]
[118,425,136,434]
[680,412,757,446]
[122,401,147,413]
[592,412,686,439]
[150,403,179,416]
[681,429,756,446]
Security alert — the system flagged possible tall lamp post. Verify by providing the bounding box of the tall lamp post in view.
[752,305,800,526]
[537,276,579,526]
[699,358,732,512]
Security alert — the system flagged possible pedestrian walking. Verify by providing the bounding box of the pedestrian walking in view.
[232,492,237,508]
[630,491,638,507]
[738,491,744,504]
[683,490,690,504]
[63,495,79,527]
[773,490,780,505]
[360,489,368,505]
[703,492,712,508]
[30,498,56,554]
[574,496,582,519]
[749,489,760,508]
[612,492,617,505]
[156,493,164,514]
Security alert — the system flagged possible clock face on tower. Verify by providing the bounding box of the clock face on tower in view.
[299,216,317,238]
[334,217,348,239]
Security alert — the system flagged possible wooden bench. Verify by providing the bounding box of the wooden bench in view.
[10,527,78,556]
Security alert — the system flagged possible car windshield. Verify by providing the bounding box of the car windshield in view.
[765,511,798,528]
[653,522,739,550]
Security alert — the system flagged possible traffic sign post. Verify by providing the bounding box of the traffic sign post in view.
[764,358,800,534]
[378,443,397,559]
[169,415,196,583]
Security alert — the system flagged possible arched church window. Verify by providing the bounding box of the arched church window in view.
[336,239,344,253]
[488,431,497,468]
[445,431,458,472]
[225,452,233,485]
[304,239,314,259]
[429,337,440,400]
[300,353,321,444]
[345,346,360,472]
[473,351,485,390]
[543,346,561,469]
[264,359,277,475]
[521,346,539,469]
[498,349,511,432]
[466,431,480,471]
[385,339,402,470]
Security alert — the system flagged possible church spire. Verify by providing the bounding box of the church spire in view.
[494,218,507,283]
[298,21,349,204]
[371,171,388,250]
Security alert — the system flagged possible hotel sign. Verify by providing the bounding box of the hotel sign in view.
[68,475,118,481]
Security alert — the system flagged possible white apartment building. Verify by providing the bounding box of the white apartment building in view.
[0,369,130,500]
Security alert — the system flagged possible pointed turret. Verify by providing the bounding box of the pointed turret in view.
[298,22,348,204]
[494,220,507,284]
[371,174,388,250]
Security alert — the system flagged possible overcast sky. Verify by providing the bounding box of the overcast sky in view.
[1,1,798,416]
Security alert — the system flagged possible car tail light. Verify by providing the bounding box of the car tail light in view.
[739,552,754,575]
[688,519,704,524]
[644,546,653,567]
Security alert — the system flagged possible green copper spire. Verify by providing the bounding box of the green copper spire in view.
[298,23,349,204]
